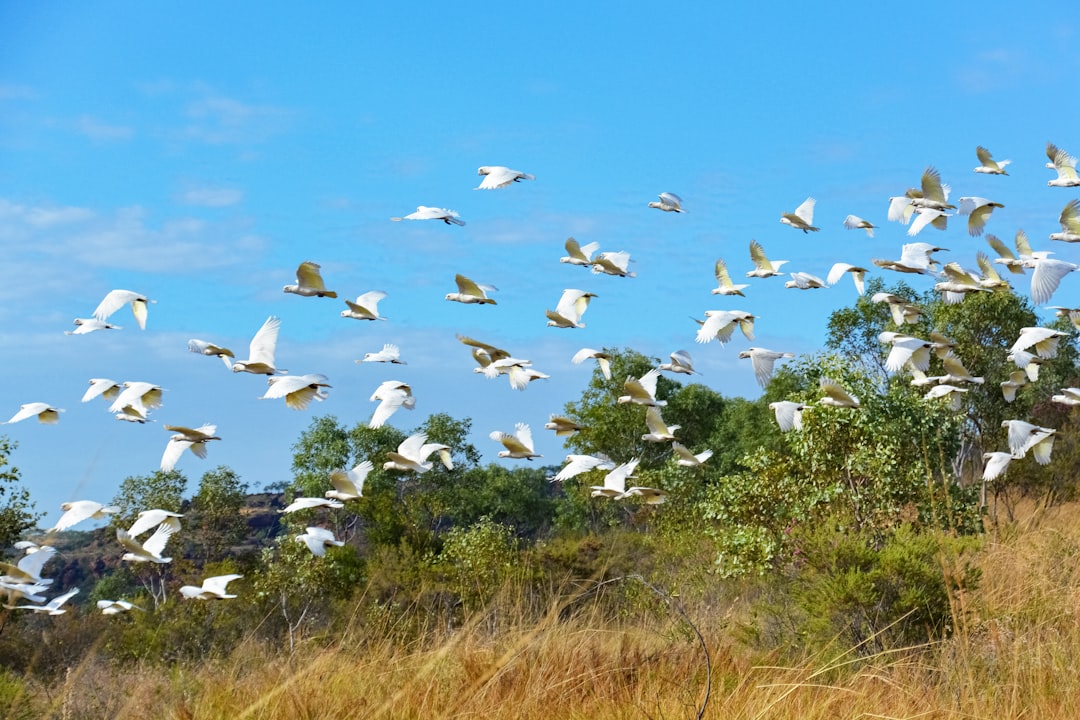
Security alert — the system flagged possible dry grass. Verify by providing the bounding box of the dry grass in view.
[18,501,1080,719]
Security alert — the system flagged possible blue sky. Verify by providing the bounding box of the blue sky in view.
[2,3,1079,525]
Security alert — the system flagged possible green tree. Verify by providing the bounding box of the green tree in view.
[190,466,249,562]
[0,437,40,547]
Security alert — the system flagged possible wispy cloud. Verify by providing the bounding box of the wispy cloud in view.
[0,84,37,101]
[0,198,266,275]
[178,185,244,207]
[182,92,293,144]
[73,114,134,142]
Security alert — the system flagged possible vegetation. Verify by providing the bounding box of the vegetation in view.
[3,287,1080,717]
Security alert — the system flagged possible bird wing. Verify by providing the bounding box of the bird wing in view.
[749,240,773,270]
[369,390,410,428]
[967,205,995,237]
[714,258,736,287]
[982,452,1012,481]
[295,261,328,291]
[514,423,536,451]
[920,167,948,203]
[92,289,139,322]
[248,316,281,366]
[160,438,193,472]
[1030,259,1077,305]
[202,574,242,596]
[50,501,101,532]
[454,274,487,297]
[81,378,118,403]
[141,517,180,558]
[15,546,56,580]
[794,197,816,224]
[644,406,671,436]
[1060,199,1080,233]
[127,509,182,538]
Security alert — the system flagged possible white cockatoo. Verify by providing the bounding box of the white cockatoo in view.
[160,424,220,471]
[712,258,749,296]
[368,380,415,428]
[341,291,389,320]
[262,374,331,410]
[1000,370,1029,402]
[985,234,1026,275]
[1010,327,1069,360]
[187,339,235,368]
[7,587,79,615]
[107,381,163,418]
[924,384,969,410]
[907,207,952,237]
[0,545,57,585]
[1025,255,1079,305]
[1047,147,1080,187]
[358,344,406,365]
[490,423,542,460]
[544,415,584,436]
[641,406,680,443]
[784,272,827,290]
[590,459,640,499]
[873,242,947,275]
[445,274,497,305]
[66,318,121,335]
[591,251,636,277]
[769,400,808,432]
[826,263,868,295]
[618,369,666,406]
[746,240,788,278]
[1003,420,1057,464]
[818,378,860,408]
[957,196,1004,237]
[546,289,597,328]
[48,500,118,532]
[780,197,819,232]
[117,517,179,564]
[180,574,243,600]
[658,349,698,375]
[383,433,453,474]
[551,453,616,483]
[671,442,713,467]
[842,214,876,237]
[326,461,374,501]
[648,192,685,213]
[738,347,795,387]
[296,526,345,557]
[940,356,984,385]
[934,263,990,304]
[125,509,184,538]
[981,452,1013,482]
[1051,388,1080,406]
[560,238,599,266]
[279,497,345,514]
[4,403,64,425]
[284,261,337,298]
[475,165,535,190]
[571,348,612,379]
[390,206,465,225]
[871,292,923,325]
[1050,199,1080,243]
[694,310,756,345]
[93,289,155,330]
[909,167,955,211]
[974,146,1010,175]
[232,316,287,375]
[97,599,143,615]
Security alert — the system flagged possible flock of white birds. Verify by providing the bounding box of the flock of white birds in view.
[2,148,1080,617]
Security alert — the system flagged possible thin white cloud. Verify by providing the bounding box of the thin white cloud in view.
[73,115,134,141]
[178,186,244,207]
[182,93,293,144]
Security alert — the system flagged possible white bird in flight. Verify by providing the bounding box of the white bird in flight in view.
[546,289,597,328]
[571,348,612,379]
[957,197,1004,237]
[180,574,243,600]
[826,263,868,295]
[358,344,406,365]
[842,214,877,237]
[1050,199,1080,243]
[738,347,795,387]
[490,423,542,460]
[780,197,819,232]
[368,380,415,428]
[117,516,179,564]
[641,406,680,443]
[160,424,220,472]
[769,400,808,431]
[590,459,640,499]
[126,509,185,538]
[326,461,374,501]
[341,291,389,320]
[93,289,155,330]
[262,374,332,410]
[284,261,338,298]
[544,415,584,436]
[97,599,143,615]
[818,378,860,408]
[671,442,713,467]
[188,339,235,368]
[618,369,666,407]
[296,526,345,557]
[551,453,615,483]
[232,316,286,375]
[658,349,698,375]
[475,165,535,190]
[746,240,788,278]
[280,497,344,514]
[974,146,1010,175]
[445,274,498,305]
[4,403,64,425]
[560,238,599,266]
[648,192,685,213]
[48,500,119,533]
[694,310,756,345]
[591,251,636,278]
[66,317,121,335]
[8,587,79,615]
[391,206,466,225]
[712,258,749,296]
[383,432,453,474]
[785,272,827,290]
